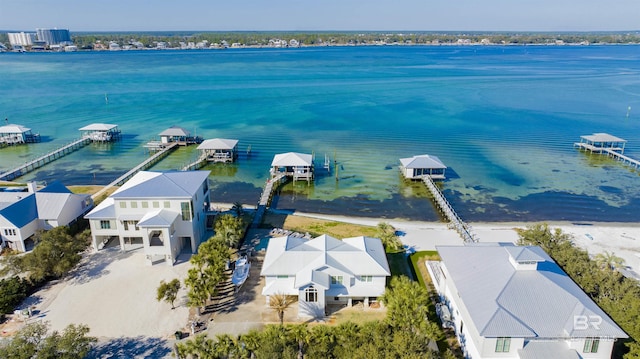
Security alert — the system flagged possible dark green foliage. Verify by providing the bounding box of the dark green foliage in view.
[1,227,90,282]
[0,276,32,314]
[376,222,402,252]
[214,214,246,248]
[156,278,181,309]
[518,224,640,359]
[0,322,96,359]
[185,236,232,312]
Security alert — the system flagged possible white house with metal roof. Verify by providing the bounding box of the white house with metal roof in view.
[197,138,239,163]
[399,154,447,180]
[427,244,627,359]
[270,152,314,182]
[85,170,211,266]
[260,234,390,318]
[0,181,93,252]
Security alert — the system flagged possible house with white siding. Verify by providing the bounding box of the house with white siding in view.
[427,244,627,359]
[85,170,210,265]
[261,234,390,318]
[0,181,93,252]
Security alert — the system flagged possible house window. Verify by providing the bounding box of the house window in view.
[119,202,126,208]
[130,201,137,208]
[123,220,139,231]
[495,337,510,352]
[584,338,600,353]
[331,276,343,285]
[141,202,148,208]
[181,202,192,221]
[359,275,373,282]
[153,201,159,208]
[4,229,16,236]
[164,201,171,209]
[100,220,111,229]
[305,286,318,302]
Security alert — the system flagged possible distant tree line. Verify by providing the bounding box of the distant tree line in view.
[63,31,640,50]
[518,224,640,359]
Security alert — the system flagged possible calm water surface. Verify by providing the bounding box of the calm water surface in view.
[1,46,640,222]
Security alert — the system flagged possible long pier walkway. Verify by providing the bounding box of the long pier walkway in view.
[422,176,477,243]
[251,173,288,228]
[92,142,179,200]
[574,142,640,170]
[602,148,640,169]
[181,154,207,171]
[0,137,91,181]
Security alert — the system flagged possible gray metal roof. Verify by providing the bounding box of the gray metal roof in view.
[138,210,179,227]
[79,123,118,131]
[436,244,627,339]
[84,198,115,219]
[111,170,210,199]
[400,154,446,169]
[271,152,313,167]
[197,138,239,150]
[517,341,580,359]
[580,133,626,143]
[159,126,190,137]
[261,234,390,279]
[0,124,30,134]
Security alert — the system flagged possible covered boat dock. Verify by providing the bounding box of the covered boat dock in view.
[399,154,447,180]
[79,123,121,142]
[270,152,314,182]
[197,138,239,163]
[0,123,40,146]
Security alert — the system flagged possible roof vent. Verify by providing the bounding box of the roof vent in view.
[505,246,545,271]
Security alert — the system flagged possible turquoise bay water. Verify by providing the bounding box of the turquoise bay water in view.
[1,46,640,222]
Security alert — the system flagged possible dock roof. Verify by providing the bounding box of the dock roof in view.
[79,123,118,131]
[0,124,31,134]
[197,138,239,150]
[437,244,627,339]
[400,154,446,169]
[580,133,626,143]
[271,152,313,167]
[159,126,190,137]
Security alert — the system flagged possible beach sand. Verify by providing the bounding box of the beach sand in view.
[7,212,639,356]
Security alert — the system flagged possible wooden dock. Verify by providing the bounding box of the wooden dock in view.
[574,139,640,170]
[181,154,208,171]
[92,142,179,200]
[422,176,477,243]
[251,173,288,228]
[602,148,640,169]
[0,137,91,181]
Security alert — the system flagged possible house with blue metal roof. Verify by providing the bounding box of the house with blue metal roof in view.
[427,244,627,359]
[85,170,211,266]
[0,181,93,252]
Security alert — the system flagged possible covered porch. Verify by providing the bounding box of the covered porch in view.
[138,209,184,266]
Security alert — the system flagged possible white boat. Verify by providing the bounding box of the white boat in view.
[231,256,251,286]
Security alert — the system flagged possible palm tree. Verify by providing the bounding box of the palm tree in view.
[595,251,625,271]
[231,201,244,217]
[269,292,296,325]
[286,324,309,359]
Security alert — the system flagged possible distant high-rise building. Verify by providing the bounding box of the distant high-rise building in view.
[8,32,36,47]
[36,28,72,46]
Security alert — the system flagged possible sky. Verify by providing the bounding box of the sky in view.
[1,0,639,32]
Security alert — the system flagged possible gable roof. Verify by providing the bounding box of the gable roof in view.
[197,138,239,150]
[271,152,313,167]
[0,193,38,228]
[159,126,190,137]
[110,170,210,199]
[436,245,627,339]
[261,234,390,282]
[84,198,115,220]
[400,154,446,169]
[79,123,118,131]
[138,209,180,227]
[38,180,72,194]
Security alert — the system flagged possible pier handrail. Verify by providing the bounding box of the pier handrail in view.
[422,176,477,243]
